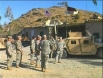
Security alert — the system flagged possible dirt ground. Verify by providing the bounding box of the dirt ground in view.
[0,46,102,78]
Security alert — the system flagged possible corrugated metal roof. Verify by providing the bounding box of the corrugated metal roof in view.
[85,19,102,23]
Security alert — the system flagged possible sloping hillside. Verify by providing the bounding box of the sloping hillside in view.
[3,6,102,35]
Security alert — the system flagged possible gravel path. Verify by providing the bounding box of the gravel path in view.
[0,46,102,78]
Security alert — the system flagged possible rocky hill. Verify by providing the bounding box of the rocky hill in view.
[3,6,102,35]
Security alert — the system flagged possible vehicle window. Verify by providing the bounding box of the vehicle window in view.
[93,33,99,38]
[71,40,76,44]
[83,40,89,44]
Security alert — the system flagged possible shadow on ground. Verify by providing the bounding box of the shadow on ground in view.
[66,55,103,66]
[0,61,42,72]
[78,60,102,66]
[19,62,42,72]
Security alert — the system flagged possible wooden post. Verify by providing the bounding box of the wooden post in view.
[54,21,57,39]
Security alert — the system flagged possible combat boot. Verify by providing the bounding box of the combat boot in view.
[30,62,35,65]
[44,69,49,72]
[16,65,19,68]
[44,69,46,72]
[41,68,44,72]
[53,61,57,64]
[58,61,61,63]
[7,67,12,70]
[35,65,40,68]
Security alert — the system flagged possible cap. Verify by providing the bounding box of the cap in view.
[8,36,12,39]
[59,37,62,40]
[17,36,21,38]
[37,35,41,38]
[43,35,46,38]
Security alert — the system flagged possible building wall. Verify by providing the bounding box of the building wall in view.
[58,25,85,39]
[68,11,78,15]
[21,27,49,40]
[86,22,102,40]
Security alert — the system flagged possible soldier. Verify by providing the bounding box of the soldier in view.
[49,36,57,58]
[30,36,36,65]
[54,37,65,64]
[6,36,13,70]
[16,36,23,68]
[39,35,51,72]
[35,35,41,68]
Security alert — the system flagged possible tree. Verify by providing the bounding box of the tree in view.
[5,6,14,35]
[57,0,97,6]
[5,6,14,21]
[93,0,97,6]
[3,22,8,28]
[75,14,80,19]
[57,2,68,6]
[73,14,80,23]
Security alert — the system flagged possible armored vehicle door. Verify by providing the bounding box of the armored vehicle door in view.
[80,38,97,53]
[67,39,81,53]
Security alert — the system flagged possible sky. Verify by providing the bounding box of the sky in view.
[0,0,102,25]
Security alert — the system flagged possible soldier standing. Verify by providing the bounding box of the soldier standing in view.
[54,37,65,64]
[35,35,41,68]
[16,36,23,68]
[30,36,36,65]
[49,36,57,58]
[6,36,13,70]
[39,35,51,72]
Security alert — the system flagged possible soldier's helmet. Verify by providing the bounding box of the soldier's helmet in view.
[37,35,41,38]
[43,35,46,38]
[7,36,12,39]
[17,36,22,40]
[17,36,21,38]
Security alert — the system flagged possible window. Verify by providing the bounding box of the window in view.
[71,40,76,44]
[83,40,89,44]
[40,31,44,37]
[93,33,99,38]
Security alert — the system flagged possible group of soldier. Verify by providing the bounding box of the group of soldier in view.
[6,35,66,72]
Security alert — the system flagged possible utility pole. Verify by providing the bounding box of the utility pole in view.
[65,6,68,38]
[57,2,68,38]
[54,21,57,39]
[64,2,68,38]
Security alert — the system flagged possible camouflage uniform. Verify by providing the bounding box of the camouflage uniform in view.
[35,40,41,67]
[16,40,23,67]
[49,38,57,58]
[6,37,13,69]
[39,36,51,71]
[55,40,65,63]
[30,39,35,65]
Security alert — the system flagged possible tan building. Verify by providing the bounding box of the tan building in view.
[20,26,49,40]
[13,19,63,40]
[85,19,102,42]
[13,20,86,40]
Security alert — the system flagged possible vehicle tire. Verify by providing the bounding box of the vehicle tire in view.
[96,48,103,59]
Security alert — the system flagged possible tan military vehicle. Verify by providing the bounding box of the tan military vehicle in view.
[64,30,103,58]
[0,38,6,49]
